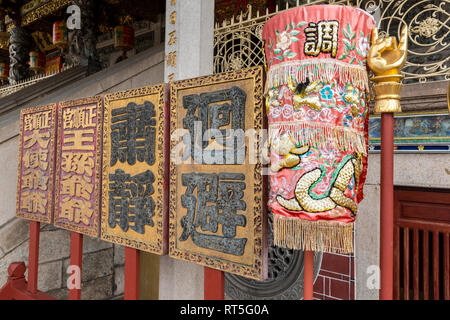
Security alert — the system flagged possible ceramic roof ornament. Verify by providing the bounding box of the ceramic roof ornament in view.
[262,5,375,253]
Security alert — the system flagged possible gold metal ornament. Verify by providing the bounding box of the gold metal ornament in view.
[368,26,408,113]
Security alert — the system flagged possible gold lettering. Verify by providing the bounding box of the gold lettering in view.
[63,105,96,129]
[20,190,47,214]
[60,175,93,200]
[24,111,51,131]
[62,129,95,151]
[60,197,93,225]
[22,169,48,191]
[23,130,50,149]
[23,149,48,170]
[170,11,176,25]
[168,30,177,46]
[61,152,95,176]
[167,51,177,68]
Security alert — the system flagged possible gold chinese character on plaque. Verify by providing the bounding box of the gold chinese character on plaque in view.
[54,96,103,237]
[16,104,57,223]
[100,85,168,255]
[304,20,339,58]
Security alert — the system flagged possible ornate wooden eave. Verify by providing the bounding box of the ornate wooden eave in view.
[20,0,71,27]
[0,32,9,51]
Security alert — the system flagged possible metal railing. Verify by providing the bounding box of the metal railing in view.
[214,0,450,84]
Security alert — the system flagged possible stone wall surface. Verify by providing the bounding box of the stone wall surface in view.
[355,151,450,300]
[0,45,164,300]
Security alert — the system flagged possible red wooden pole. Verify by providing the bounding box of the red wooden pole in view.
[204,267,224,300]
[303,250,314,300]
[68,232,83,300]
[380,113,394,300]
[124,247,140,300]
[27,221,40,294]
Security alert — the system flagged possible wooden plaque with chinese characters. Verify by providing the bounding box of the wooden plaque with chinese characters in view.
[16,103,57,223]
[100,85,168,255]
[54,96,103,237]
[169,67,268,280]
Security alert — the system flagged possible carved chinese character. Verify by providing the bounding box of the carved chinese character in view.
[60,197,93,225]
[168,30,177,46]
[23,130,50,149]
[167,51,177,67]
[24,111,51,131]
[61,175,93,200]
[61,152,95,176]
[63,105,97,129]
[179,172,247,256]
[304,20,339,58]
[110,101,156,166]
[20,190,47,214]
[62,129,95,151]
[108,169,155,234]
[170,11,176,25]
[21,169,48,191]
[182,86,247,164]
[23,149,48,170]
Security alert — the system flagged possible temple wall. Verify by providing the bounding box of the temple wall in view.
[355,81,450,300]
[0,45,164,299]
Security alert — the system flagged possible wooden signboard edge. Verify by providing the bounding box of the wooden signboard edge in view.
[168,66,268,281]
[99,84,168,255]
[16,103,58,224]
[53,96,104,238]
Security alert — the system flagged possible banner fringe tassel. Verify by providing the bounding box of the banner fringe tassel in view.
[265,59,370,93]
[273,215,354,254]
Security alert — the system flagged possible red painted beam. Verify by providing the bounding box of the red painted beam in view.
[124,247,140,300]
[380,113,394,300]
[303,250,314,300]
[204,267,224,300]
[68,232,83,300]
[27,221,40,294]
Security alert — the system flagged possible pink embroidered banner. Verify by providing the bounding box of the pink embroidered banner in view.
[54,96,103,237]
[16,104,57,223]
[263,5,375,253]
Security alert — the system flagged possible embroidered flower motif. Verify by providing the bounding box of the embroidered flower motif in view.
[270,106,282,119]
[321,147,335,160]
[358,36,369,57]
[276,31,291,51]
[315,178,331,194]
[320,85,334,100]
[306,109,318,121]
[293,108,306,121]
[281,104,294,119]
[343,114,353,127]
[318,108,338,122]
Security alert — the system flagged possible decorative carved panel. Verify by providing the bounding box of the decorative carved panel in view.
[168,66,268,280]
[100,85,168,255]
[54,96,103,237]
[16,103,57,224]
